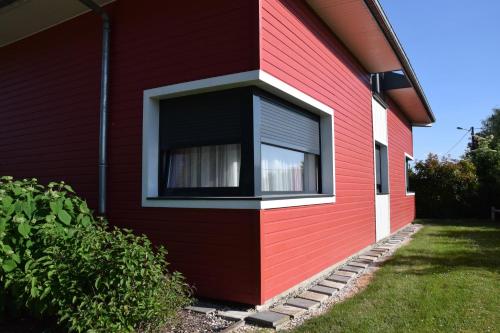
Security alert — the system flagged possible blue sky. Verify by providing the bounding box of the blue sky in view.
[380,0,500,160]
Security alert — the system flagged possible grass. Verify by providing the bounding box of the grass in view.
[291,219,500,333]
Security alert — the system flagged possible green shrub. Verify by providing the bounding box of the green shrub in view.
[410,154,479,218]
[0,177,191,332]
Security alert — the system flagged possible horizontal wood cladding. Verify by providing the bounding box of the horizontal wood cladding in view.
[387,101,415,233]
[0,0,261,304]
[259,0,375,303]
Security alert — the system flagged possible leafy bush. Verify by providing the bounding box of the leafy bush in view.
[410,154,479,218]
[0,177,190,332]
[467,135,500,215]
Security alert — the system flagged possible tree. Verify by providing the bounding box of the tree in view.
[467,135,500,214]
[410,154,478,218]
[477,108,500,148]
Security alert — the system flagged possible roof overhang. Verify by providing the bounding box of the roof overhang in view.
[0,0,113,47]
[306,0,435,125]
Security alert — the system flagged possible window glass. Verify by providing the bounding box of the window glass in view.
[261,144,318,193]
[406,157,415,193]
[167,144,241,188]
[375,144,382,194]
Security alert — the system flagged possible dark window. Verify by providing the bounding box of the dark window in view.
[375,144,382,194]
[159,88,253,196]
[406,156,414,193]
[261,144,318,193]
[158,87,322,198]
[375,142,388,194]
[258,95,321,194]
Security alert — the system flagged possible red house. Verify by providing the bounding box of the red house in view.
[0,0,434,305]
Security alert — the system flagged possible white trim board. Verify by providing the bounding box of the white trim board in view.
[142,70,336,209]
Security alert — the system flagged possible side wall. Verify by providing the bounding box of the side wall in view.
[387,101,415,232]
[259,0,375,303]
[0,0,262,304]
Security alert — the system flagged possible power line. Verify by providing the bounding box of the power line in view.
[445,129,470,155]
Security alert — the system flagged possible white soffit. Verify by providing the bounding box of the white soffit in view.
[306,0,402,73]
[0,0,114,47]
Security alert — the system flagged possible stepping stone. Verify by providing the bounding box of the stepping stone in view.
[365,251,382,257]
[309,285,337,296]
[270,305,306,319]
[218,310,250,321]
[387,240,401,244]
[318,280,345,289]
[371,248,389,253]
[340,265,364,273]
[285,297,320,310]
[245,311,289,328]
[185,305,216,314]
[298,291,329,303]
[359,255,377,261]
[327,274,351,283]
[334,270,356,277]
[349,261,369,268]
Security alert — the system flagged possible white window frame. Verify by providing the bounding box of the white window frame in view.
[142,70,335,209]
[405,153,415,196]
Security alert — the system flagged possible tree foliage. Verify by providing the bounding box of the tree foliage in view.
[410,154,478,218]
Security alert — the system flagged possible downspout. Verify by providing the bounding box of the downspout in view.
[78,0,110,215]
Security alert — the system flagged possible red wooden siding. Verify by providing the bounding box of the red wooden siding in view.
[0,0,262,304]
[259,0,376,303]
[388,102,415,232]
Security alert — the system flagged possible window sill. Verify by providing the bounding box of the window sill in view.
[143,194,335,209]
[406,192,416,196]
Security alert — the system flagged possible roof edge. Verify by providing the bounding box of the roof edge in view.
[364,0,435,123]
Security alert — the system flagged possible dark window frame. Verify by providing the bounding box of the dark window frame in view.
[157,87,323,198]
[405,155,415,194]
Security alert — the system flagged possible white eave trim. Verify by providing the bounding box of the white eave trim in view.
[144,70,333,116]
[142,70,335,210]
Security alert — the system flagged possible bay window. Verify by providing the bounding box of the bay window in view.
[142,74,335,209]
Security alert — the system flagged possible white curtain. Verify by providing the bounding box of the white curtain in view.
[167,144,240,188]
[261,145,304,192]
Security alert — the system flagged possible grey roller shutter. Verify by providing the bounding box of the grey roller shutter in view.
[260,96,320,154]
[159,88,251,149]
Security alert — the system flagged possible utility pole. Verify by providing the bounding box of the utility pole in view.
[457,126,476,150]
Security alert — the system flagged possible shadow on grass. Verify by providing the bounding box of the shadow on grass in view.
[386,219,500,276]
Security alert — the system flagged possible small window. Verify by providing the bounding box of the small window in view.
[405,155,415,194]
[375,142,389,194]
[261,144,318,193]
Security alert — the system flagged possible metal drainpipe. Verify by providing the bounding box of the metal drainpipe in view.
[78,0,110,215]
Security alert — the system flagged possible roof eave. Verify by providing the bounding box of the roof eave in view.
[363,0,435,123]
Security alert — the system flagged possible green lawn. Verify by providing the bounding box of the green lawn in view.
[291,219,500,333]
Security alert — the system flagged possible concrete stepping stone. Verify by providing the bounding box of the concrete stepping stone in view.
[364,251,382,257]
[349,261,369,268]
[298,291,329,303]
[334,270,357,277]
[340,265,364,273]
[318,280,345,289]
[270,305,306,319]
[309,285,337,296]
[358,255,377,261]
[245,311,289,328]
[185,305,216,314]
[285,297,320,310]
[327,274,351,283]
[218,310,250,321]
[371,248,389,253]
